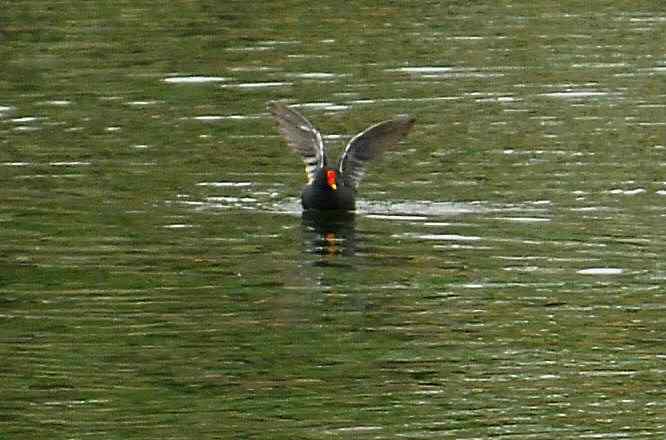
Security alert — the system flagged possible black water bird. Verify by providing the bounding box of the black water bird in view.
[268,102,415,211]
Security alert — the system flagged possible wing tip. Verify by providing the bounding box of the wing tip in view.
[369,114,416,135]
[396,114,416,130]
[267,100,289,116]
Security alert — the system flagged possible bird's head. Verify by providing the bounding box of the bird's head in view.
[325,169,337,191]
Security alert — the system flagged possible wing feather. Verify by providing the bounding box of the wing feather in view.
[338,115,415,189]
[268,102,326,182]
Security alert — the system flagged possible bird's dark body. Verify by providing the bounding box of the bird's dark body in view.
[302,176,355,210]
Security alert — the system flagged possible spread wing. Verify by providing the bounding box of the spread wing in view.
[338,115,415,189]
[268,102,326,182]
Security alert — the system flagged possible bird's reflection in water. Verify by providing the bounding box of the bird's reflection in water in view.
[301,210,357,261]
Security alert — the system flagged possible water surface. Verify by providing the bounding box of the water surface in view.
[2,1,666,439]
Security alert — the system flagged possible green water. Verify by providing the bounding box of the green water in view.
[3,1,666,439]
